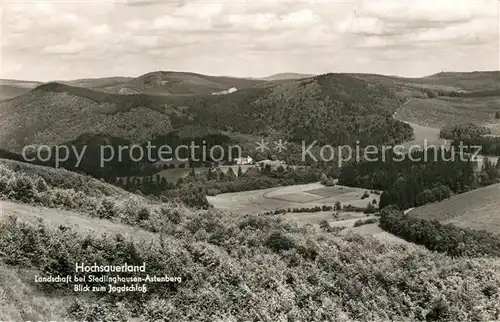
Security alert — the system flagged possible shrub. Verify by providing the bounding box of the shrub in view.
[320,173,328,185]
[50,188,87,210]
[364,202,377,214]
[324,177,335,186]
[7,173,36,202]
[353,218,377,227]
[34,177,48,192]
[265,232,296,252]
[160,206,182,224]
[136,206,151,221]
[343,204,365,212]
[96,197,117,219]
[0,174,9,195]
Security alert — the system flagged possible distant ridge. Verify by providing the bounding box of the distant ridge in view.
[258,73,316,81]
[0,79,43,101]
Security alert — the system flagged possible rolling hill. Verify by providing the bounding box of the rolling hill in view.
[354,71,500,93]
[358,71,500,134]
[73,71,269,95]
[1,70,497,160]
[0,79,42,101]
[423,71,500,91]
[0,73,414,153]
[259,73,316,81]
[59,76,133,89]
[395,96,500,130]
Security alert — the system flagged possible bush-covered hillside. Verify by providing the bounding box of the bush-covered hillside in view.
[1,160,500,320]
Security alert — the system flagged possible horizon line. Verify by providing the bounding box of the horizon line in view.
[2,69,499,84]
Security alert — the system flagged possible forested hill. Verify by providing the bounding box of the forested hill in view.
[0,73,413,153]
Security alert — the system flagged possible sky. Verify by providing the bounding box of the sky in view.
[1,0,499,81]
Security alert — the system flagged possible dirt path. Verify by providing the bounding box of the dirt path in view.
[0,200,156,241]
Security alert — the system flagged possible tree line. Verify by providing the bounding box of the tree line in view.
[337,148,500,210]
[116,165,323,208]
[379,206,500,257]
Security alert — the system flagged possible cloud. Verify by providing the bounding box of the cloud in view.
[43,40,88,55]
[2,0,498,81]
[337,0,498,48]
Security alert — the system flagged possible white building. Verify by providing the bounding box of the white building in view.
[212,87,238,95]
[234,156,253,165]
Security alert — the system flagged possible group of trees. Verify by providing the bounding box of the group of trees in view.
[18,132,241,182]
[338,148,491,210]
[440,123,492,140]
[441,122,500,156]
[379,206,500,257]
[115,165,322,208]
[379,182,452,210]
[451,137,500,156]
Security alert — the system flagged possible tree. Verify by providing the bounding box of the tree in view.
[379,191,392,210]
[325,177,335,186]
[480,157,499,185]
[334,201,342,211]
[207,168,215,181]
[416,189,435,206]
[237,166,243,177]
[320,173,328,185]
[364,202,377,214]
[226,167,237,180]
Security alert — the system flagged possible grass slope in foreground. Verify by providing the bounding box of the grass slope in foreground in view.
[0,160,500,320]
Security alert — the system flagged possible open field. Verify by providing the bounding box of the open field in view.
[207,182,414,244]
[394,98,449,150]
[395,96,500,131]
[398,120,448,151]
[408,183,500,234]
[208,183,379,215]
